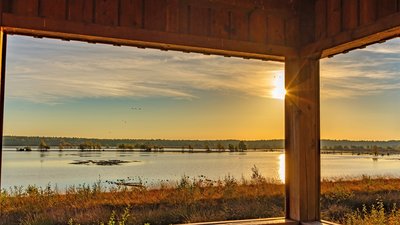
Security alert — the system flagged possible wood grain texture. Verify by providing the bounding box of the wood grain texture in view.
[359,0,376,25]
[229,10,249,41]
[210,8,230,39]
[342,0,359,30]
[378,0,397,17]
[11,0,39,17]
[95,0,118,26]
[301,11,400,58]
[285,17,299,47]
[248,9,267,43]
[188,5,209,36]
[327,0,342,36]
[166,0,179,32]
[315,0,327,40]
[40,0,66,19]
[2,14,295,61]
[144,0,166,31]
[267,15,284,45]
[119,0,143,28]
[285,56,320,222]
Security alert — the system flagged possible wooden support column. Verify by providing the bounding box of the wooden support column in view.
[285,55,320,222]
[0,29,6,189]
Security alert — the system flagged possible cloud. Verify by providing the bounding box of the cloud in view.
[7,36,400,103]
[6,36,283,104]
[320,38,400,99]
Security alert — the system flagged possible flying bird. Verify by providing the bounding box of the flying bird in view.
[130,107,142,110]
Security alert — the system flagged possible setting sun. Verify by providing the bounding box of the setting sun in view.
[271,71,286,100]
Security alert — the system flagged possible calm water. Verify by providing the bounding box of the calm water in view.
[2,147,400,190]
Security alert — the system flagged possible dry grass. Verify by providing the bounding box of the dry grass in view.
[1,175,400,225]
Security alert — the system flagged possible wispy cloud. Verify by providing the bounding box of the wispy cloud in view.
[321,38,400,99]
[7,36,283,104]
[7,36,400,103]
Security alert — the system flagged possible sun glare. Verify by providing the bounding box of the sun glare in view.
[271,71,286,100]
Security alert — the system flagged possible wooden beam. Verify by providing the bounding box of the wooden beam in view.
[1,12,298,61]
[0,29,7,189]
[285,56,320,222]
[177,217,298,225]
[302,10,400,58]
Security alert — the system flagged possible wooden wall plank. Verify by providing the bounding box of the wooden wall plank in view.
[398,0,400,11]
[11,0,39,17]
[68,0,84,22]
[166,0,179,32]
[249,9,267,43]
[189,5,209,36]
[285,17,299,47]
[299,0,315,46]
[178,1,189,33]
[229,10,248,41]
[327,0,342,36]
[95,0,118,26]
[210,8,230,39]
[40,0,66,20]
[342,0,358,30]
[359,0,376,25]
[378,0,397,17]
[315,0,327,41]
[119,0,142,28]
[144,0,167,31]
[267,15,284,45]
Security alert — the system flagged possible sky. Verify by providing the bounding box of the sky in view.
[3,35,400,140]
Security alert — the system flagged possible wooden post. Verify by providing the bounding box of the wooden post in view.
[285,55,320,222]
[0,29,7,189]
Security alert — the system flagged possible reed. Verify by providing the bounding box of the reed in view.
[1,175,400,225]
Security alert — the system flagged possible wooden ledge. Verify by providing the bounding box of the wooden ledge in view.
[176,218,341,225]
[176,217,296,225]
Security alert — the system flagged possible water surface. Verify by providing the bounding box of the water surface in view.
[2,147,400,190]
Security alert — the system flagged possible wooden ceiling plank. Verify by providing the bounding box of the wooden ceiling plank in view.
[248,9,267,43]
[359,0,377,25]
[143,0,167,31]
[301,11,400,58]
[267,15,285,45]
[229,10,249,41]
[342,0,359,30]
[188,5,210,36]
[95,0,118,26]
[119,0,143,28]
[40,0,66,20]
[327,0,342,36]
[2,13,296,60]
[378,0,397,17]
[11,0,39,17]
[315,0,327,41]
[166,0,179,33]
[210,8,230,39]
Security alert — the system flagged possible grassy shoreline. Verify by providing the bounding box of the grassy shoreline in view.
[2,175,400,225]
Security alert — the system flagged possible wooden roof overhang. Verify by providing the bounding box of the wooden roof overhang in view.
[0,0,399,224]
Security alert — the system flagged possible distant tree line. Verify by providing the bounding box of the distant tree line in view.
[4,136,400,152]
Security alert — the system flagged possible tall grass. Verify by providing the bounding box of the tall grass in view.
[1,173,400,224]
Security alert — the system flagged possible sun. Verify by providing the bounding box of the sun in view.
[271,71,286,100]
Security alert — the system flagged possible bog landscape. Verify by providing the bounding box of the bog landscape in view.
[1,2,400,224]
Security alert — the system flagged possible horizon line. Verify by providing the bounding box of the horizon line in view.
[3,135,400,142]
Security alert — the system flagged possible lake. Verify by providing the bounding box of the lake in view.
[2,147,400,190]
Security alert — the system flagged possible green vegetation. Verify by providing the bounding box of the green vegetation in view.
[78,141,102,151]
[38,139,50,151]
[5,136,400,154]
[345,201,400,225]
[1,175,400,225]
